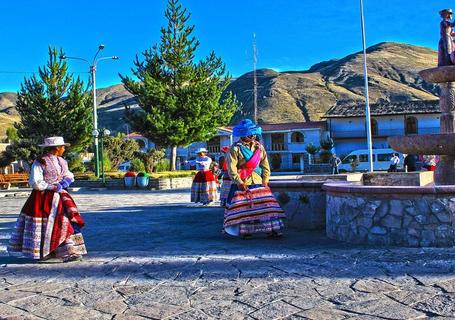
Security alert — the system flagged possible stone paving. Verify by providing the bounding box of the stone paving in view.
[1,189,455,319]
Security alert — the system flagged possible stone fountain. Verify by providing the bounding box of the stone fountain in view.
[388,66,455,185]
[320,9,455,247]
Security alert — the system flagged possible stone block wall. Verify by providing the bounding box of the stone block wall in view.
[325,187,455,247]
[271,181,326,230]
[149,177,193,190]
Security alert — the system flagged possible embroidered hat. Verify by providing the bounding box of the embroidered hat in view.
[440,8,453,16]
[38,136,71,147]
[233,119,262,137]
[196,147,208,154]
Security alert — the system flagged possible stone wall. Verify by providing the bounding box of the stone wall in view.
[149,177,193,190]
[362,171,434,186]
[73,177,193,190]
[270,181,326,230]
[324,183,455,247]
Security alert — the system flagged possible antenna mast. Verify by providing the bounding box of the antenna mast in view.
[253,33,258,123]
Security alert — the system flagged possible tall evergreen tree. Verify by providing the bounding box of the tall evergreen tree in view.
[120,0,238,170]
[12,46,92,163]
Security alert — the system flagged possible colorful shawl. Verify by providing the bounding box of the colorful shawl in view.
[237,143,263,180]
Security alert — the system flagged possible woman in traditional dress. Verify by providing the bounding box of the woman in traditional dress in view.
[223,119,286,239]
[187,147,218,205]
[8,137,87,262]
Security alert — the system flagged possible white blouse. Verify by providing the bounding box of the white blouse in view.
[29,156,75,191]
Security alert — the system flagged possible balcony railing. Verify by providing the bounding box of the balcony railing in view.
[265,143,287,151]
[207,145,220,153]
[331,127,440,138]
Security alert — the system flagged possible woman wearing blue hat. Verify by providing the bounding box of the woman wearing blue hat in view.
[223,119,286,239]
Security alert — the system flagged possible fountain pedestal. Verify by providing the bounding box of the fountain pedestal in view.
[388,66,455,185]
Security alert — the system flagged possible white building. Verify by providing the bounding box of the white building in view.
[125,121,326,172]
[323,100,440,158]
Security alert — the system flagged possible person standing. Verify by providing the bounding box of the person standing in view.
[329,153,342,174]
[223,119,286,239]
[187,148,218,205]
[404,154,417,172]
[423,155,437,171]
[8,137,87,262]
[388,153,400,172]
[219,146,232,207]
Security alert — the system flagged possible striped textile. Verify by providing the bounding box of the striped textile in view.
[190,170,218,203]
[224,184,285,235]
[8,189,86,260]
[219,175,232,206]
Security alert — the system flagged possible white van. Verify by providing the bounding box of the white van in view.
[338,148,404,172]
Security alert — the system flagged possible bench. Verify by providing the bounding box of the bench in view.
[3,173,29,189]
[0,174,11,190]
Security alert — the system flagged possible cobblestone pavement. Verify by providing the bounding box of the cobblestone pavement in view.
[1,189,455,319]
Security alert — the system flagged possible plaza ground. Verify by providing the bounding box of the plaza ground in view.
[1,189,455,319]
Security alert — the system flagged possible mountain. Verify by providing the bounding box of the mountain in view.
[0,42,440,137]
[228,42,438,124]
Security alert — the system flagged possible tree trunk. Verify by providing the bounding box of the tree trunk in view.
[170,145,177,171]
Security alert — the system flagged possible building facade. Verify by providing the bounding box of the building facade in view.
[324,100,440,158]
[125,121,326,172]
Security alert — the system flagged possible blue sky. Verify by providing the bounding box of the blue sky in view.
[0,0,452,92]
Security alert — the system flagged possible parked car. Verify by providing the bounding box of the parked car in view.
[118,161,132,172]
[338,148,404,172]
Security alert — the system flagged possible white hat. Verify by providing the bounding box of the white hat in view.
[38,136,71,147]
[196,147,208,154]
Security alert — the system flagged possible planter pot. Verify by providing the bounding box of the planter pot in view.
[137,176,149,188]
[124,177,136,188]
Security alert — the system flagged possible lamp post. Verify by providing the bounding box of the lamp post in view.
[60,44,119,178]
[99,128,111,186]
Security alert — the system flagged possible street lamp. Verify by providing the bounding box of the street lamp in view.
[99,128,111,186]
[60,44,119,178]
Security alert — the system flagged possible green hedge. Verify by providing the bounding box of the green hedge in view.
[74,170,196,180]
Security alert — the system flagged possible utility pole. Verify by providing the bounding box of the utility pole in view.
[360,0,374,172]
[253,33,258,123]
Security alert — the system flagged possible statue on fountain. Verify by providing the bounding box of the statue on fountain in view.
[439,8,455,66]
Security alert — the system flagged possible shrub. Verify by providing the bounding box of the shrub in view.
[154,159,170,172]
[130,158,145,172]
[305,143,320,155]
[68,157,86,173]
[90,152,111,172]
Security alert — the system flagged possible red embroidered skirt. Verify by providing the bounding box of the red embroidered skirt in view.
[8,190,86,259]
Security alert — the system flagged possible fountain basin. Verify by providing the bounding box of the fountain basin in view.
[323,182,455,247]
[388,134,455,155]
[419,65,455,83]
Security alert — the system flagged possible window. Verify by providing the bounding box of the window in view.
[358,154,369,162]
[342,155,356,164]
[292,154,301,164]
[377,153,393,162]
[291,132,304,143]
[371,118,378,136]
[405,117,418,135]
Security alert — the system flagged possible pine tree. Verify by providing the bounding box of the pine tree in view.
[120,0,238,170]
[12,46,92,163]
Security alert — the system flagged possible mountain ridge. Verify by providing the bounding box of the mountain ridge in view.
[0,42,439,137]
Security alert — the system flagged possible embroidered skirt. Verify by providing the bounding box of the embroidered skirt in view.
[190,170,218,203]
[224,184,286,236]
[8,190,87,260]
